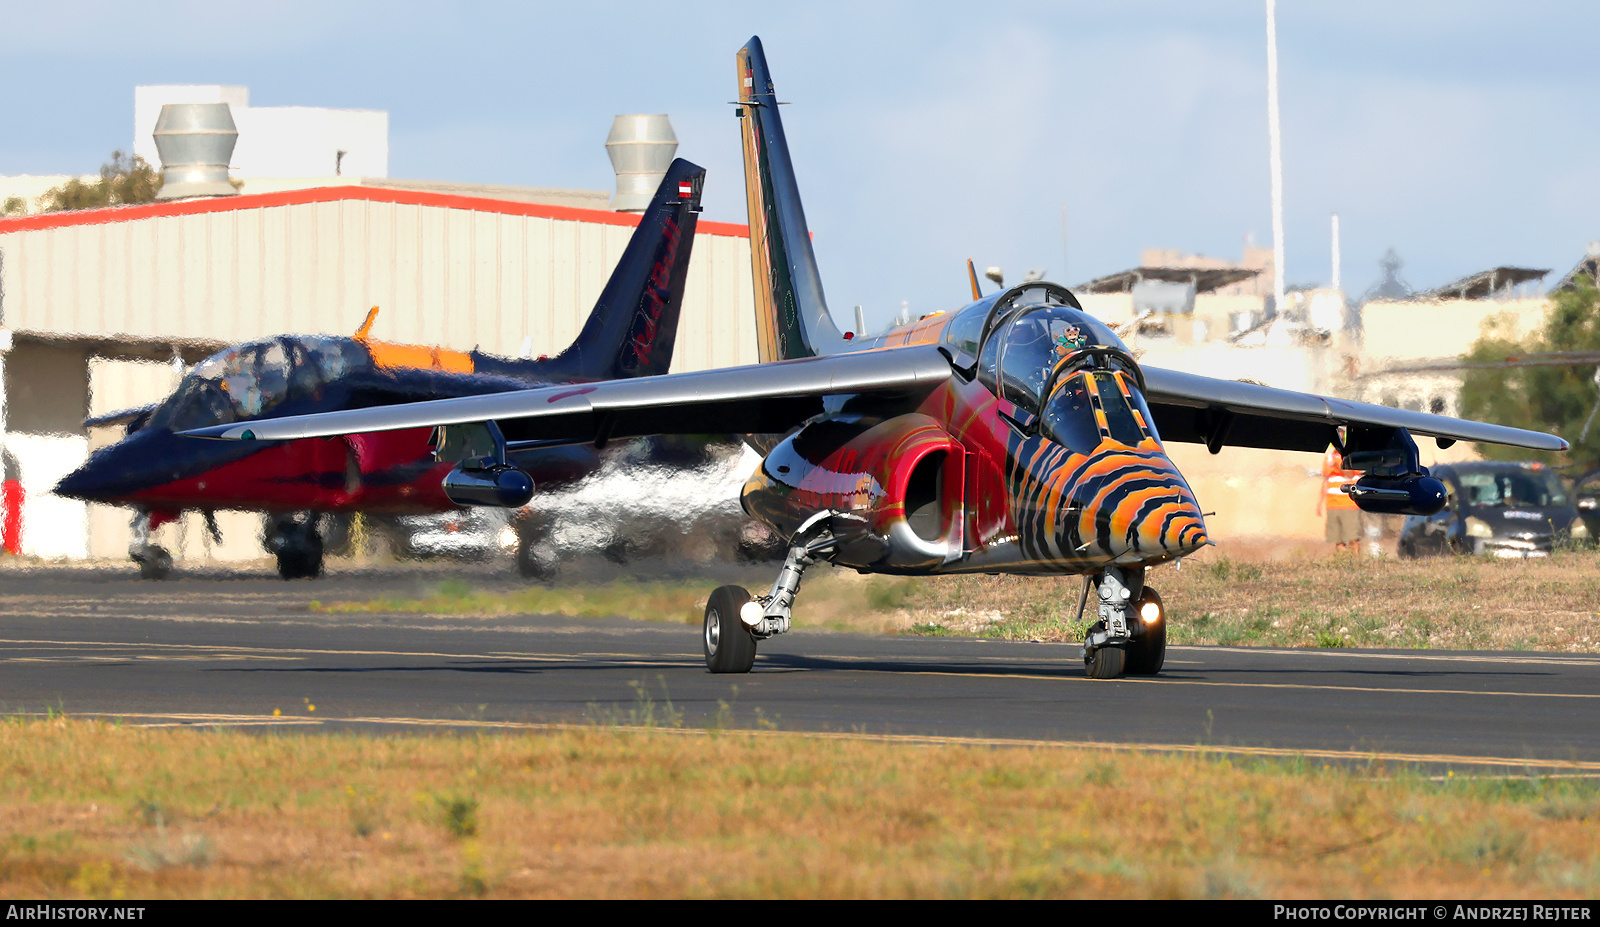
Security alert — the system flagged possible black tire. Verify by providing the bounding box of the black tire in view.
[1125,587,1166,676]
[137,547,173,581]
[515,538,557,582]
[1085,643,1126,679]
[276,541,324,580]
[602,536,633,565]
[321,514,355,557]
[704,585,757,674]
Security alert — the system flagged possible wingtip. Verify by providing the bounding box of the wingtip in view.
[179,424,254,441]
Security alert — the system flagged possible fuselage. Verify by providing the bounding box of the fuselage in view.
[739,288,1210,576]
[57,334,600,517]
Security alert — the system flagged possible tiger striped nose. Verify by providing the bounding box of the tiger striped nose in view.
[1078,452,1209,565]
[1124,495,1208,562]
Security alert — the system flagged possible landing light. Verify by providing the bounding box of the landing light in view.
[1140,601,1162,623]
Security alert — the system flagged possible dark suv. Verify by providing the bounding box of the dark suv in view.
[1397,461,1588,558]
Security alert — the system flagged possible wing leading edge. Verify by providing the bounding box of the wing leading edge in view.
[1143,366,1568,453]
[185,347,1565,454]
[183,345,956,445]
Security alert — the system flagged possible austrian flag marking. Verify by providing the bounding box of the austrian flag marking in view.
[678,180,694,199]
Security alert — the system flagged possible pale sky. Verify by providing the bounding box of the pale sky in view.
[3,1,1596,330]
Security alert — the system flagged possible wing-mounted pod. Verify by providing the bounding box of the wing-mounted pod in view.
[1340,427,1447,516]
[432,421,535,508]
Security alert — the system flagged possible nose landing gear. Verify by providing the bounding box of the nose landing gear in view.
[1082,566,1164,679]
[129,510,172,580]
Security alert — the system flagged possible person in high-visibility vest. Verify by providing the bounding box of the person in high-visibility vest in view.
[1319,445,1363,551]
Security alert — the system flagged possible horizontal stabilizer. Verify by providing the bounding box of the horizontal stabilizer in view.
[83,404,158,430]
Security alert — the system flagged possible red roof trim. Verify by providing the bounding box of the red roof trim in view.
[0,184,750,238]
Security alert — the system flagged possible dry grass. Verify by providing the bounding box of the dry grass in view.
[313,569,916,636]
[317,547,1600,654]
[898,548,1600,652]
[1,717,1597,899]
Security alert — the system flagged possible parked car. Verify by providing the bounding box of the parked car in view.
[395,508,518,562]
[1573,467,1600,540]
[1398,461,1589,558]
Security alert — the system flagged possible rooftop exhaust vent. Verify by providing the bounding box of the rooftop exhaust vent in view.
[605,114,677,212]
[153,103,238,200]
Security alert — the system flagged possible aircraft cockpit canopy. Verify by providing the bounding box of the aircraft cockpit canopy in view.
[977,297,1158,454]
[980,300,1131,407]
[149,336,369,432]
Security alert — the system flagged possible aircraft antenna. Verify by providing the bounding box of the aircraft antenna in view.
[967,260,982,300]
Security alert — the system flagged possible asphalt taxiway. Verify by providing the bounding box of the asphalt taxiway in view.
[2,564,1598,773]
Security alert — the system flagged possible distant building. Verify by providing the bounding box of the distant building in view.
[1139,245,1275,299]
[1550,242,1600,294]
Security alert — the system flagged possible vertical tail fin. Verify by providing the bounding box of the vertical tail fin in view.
[737,36,845,362]
[485,159,705,382]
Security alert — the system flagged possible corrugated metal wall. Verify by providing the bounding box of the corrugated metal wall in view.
[0,196,756,378]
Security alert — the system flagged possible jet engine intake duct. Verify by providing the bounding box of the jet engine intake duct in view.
[442,463,534,508]
[1341,426,1446,516]
[742,413,963,571]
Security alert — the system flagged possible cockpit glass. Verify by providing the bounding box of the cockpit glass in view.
[942,302,987,360]
[149,336,367,432]
[1092,374,1147,447]
[1039,374,1102,455]
[1125,384,1162,443]
[1039,371,1150,455]
[990,305,1128,414]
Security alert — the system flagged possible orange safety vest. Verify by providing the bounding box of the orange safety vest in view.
[1321,447,1360,513]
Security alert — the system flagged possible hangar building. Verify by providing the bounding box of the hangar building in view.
[0,102,756,564]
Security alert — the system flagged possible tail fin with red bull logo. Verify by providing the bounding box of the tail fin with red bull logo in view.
[474,159,705,382]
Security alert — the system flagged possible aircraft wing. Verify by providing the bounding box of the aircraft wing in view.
[1142,366,1568,453]
[184,343,1566,454]
[183,345,955,445]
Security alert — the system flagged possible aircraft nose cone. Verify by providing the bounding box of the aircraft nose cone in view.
[54,429,179,503]
[1122,491,1208,563]
[1066,450,1209,566]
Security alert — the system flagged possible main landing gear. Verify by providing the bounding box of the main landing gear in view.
[265,513,324,580]
[1082,566,1166,680]
[512,511,558,582]
[702,513,839,674]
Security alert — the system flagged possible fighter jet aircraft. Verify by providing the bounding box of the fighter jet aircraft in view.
[187,38,1567,678]
[58,160,706,580]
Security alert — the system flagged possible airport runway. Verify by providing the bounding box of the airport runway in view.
[2,564,1599,773]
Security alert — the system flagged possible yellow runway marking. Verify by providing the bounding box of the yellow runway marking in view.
[799,664,1600,700]
[6,639,1594,702]
[1132,677,1600,699]
[0,638,622,664]
[1181,646,1600,668]
[33,711,1600,773]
